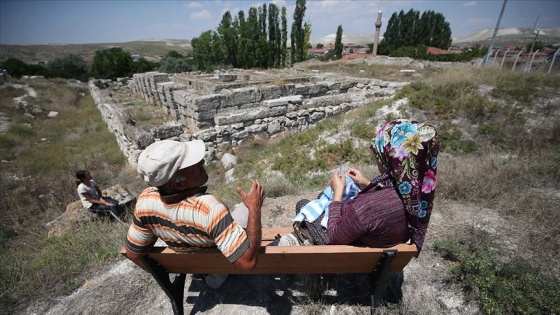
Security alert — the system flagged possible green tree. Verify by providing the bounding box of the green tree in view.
[334,25,344,60]
[0,58,28,77]
[0,58,52,78]
[281,6,288,67]
[380,8,452,55]
[159,56,194,73]
[165,50,184,58]
[291,0,307,64]
[47,54,90,81]
[247,7,260,68]
[218,11,238,67]
[304,21,312,57]
[132,58,157,74]
[236,10,249,68]
[268,3,280,67]
[191,30,215,72]
[92,47,133,80]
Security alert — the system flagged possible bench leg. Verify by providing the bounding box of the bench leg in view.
[141,256,186,315]
[369,250,396,314]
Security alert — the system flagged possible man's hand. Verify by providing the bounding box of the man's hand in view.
[233,179,264,270]
[236,179,265,212]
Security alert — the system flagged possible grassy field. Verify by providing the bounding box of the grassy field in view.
[0,64,559,314]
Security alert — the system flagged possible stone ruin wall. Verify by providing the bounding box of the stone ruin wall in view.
[89,69,408,166]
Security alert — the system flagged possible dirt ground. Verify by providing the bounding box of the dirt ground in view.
[25,196,491,315]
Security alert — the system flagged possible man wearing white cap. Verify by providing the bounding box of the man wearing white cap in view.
[124,139,265,288]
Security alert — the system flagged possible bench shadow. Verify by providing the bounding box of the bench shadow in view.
[186,274,294,314]
[184,272,403,314]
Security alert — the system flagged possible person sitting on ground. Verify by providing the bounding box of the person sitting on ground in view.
[124,139,265,288]
[76,169,125,222]
[281,119,439,255]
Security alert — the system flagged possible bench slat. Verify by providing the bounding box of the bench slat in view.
[130,243,416,274]
[120,228,417,274]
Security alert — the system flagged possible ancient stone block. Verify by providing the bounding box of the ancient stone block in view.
[259,85,283,100]
[308,83,329,96]
[267,120,283,134]
[263,98,288,107]
[224,87,258,107]
[194,94,224,111]
[219,74,237,82]
[151,123,183,139]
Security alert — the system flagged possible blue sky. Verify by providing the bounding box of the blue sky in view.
[1,0,559,45]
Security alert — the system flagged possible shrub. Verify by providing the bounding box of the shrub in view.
[47,54,91,81]
[434,229,560,315]
[92,48,133,80]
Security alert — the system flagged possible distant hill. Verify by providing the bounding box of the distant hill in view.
[311,27,560,48]
[0,39,192,64]
[452,27,560,47]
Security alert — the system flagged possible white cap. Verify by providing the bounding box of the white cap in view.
[137,139,206,186]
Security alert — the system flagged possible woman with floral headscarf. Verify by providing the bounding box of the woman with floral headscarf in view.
[326,119,439,254]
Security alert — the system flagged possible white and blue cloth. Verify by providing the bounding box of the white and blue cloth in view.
[293,175,361,228]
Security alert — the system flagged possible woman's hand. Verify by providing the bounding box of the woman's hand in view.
[330,170,346,202]
[347,168,370,189]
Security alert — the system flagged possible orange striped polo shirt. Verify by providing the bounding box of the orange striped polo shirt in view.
[125,187,249,263]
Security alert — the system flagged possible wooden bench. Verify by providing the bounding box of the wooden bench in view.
[120,227,418,315]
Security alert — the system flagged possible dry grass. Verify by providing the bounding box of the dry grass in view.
[0,78,138,313]
[298,60,428,82]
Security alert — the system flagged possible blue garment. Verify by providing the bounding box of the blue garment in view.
[294,175,360,228]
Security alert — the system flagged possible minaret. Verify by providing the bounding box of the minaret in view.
[373,9,382,56]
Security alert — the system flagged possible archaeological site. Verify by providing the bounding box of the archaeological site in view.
[88,68,408,165]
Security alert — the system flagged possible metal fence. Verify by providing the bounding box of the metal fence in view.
[479,48,560,74]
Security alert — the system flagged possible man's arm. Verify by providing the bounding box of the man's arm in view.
[124,247,150,271]
[232,179,265,270]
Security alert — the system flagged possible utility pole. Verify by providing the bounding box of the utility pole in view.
[484,0,508,66]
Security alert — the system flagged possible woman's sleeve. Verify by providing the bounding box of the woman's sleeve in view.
[326,200,365,245]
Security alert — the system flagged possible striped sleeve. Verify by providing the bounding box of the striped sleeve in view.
[204,197,249,263]
[124,189,158,253]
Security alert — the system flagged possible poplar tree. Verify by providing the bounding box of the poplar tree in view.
[191,4,289,71]
[247,7,260,68]
[380,8,452,54]
[191,31,215,72]
[237,10,248,68]
[334,25,344,60]
[291,0,307,64]
[218,11,238,67]
[281,6,288,67]
[268,3,280,68]
[304,21,312,55]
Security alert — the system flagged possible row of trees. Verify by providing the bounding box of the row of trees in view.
[1,6,493,80]
[380,9,452,55]
[0,48,159,81]
[191,0,308,72]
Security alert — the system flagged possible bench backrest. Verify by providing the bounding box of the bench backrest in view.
[121,227,418,275]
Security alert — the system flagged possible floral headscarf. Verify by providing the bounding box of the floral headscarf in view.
[373,119,439,254]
